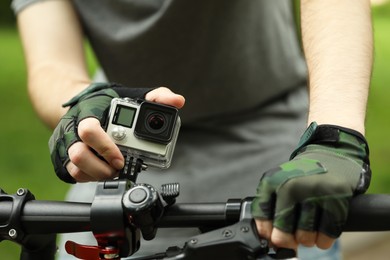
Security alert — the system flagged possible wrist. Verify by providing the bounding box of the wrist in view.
[307,115,365,136]
[307,102,367,136]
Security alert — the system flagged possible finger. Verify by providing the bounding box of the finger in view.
[68,141,118,181]
[295,230,317,247]
[66,161,96,182]
[145,87,185,108]
[271,228,298,250]
[297,199,319,231]
[251,167,280,220]
[318,196,349,238]
[296,200,320,247]
[254,219,273,240]
[316,233,335,249]
[77,118,124,170]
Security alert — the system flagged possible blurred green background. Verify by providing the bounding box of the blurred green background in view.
[1,1,389,259]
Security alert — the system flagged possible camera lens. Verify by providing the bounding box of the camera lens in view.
[135,101,178,144]
[145,112,169,135]
[148,113,165,130]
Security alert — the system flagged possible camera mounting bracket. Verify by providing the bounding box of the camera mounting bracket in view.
[119,151,148,182]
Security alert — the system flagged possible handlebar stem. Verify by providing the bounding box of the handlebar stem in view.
[66,180,141,260]
[92,180,140,258]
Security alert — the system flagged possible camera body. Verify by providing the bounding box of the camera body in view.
[105,97,181,169]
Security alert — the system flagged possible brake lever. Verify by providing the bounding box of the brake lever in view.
[65,240,115,260]
[159,218,295,260]
[130,197,296,260]
[239,198,296,259]
[172,218,269,259]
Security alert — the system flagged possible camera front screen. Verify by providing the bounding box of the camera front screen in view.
[113,105,137,128]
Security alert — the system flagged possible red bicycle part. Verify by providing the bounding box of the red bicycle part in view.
[65,240,120,260]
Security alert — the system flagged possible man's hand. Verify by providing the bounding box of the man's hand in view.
[251,123,371,252]
[49,84,184,183]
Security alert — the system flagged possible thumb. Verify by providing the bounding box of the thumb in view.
[145,87,185,109]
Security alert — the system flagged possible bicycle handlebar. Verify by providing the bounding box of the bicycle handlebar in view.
[1,194,390,235]
[1,182,390,260]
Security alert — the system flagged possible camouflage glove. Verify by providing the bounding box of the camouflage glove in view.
[49,82,153,183]
[251,122,371,237]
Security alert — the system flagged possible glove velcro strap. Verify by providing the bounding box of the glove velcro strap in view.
[290,122,369,162]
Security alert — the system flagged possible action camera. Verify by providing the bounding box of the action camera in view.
[105,98,180,169]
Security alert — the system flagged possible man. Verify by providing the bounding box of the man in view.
[12,0,373,259]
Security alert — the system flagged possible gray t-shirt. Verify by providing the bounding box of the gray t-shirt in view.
[12,0,307,123]
[11,2,342,259]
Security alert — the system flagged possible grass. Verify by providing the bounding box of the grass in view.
[0,27,69,196]
[365,5,390,193]
[0,26,70,258]
[0,3,390,258]
[0,27,97,258]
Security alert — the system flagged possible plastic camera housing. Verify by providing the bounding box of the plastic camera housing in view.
[105,98,180,169]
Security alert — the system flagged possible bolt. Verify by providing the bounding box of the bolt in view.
[9,229,17,239]
[190,239,198,244]
[259,239,268,248]
[103,254,119,259]
[16,188,25,196]
[102,246,119,259]
[240,226,249,233]
[222,229,233,238]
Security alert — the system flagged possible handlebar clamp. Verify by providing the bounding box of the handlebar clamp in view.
[0,188,35,244]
